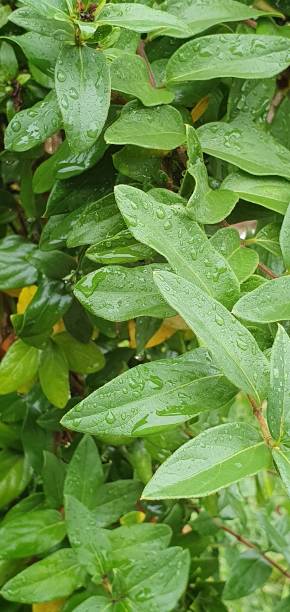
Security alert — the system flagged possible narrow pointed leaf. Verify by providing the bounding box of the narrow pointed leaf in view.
[114,185,239,308]
[161,0,280,37]
[1,549,86,603]
[154,271,269,403]
[233,277,290,323]
[272,447,290,496]
[74,264,175,321]
[143,422,271,499]
[98,3,191,37]
[198,119,290,180]
[166,35,290,83]
[280,204,290,269]
[221,171,290,215]
[5,91,62,152]
[267,326,290,442]
[61,349,236,437]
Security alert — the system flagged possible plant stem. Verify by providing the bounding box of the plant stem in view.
[257,262,278,279]
[137,40,156,87]
[247,395,273,446]
[215,520,290,579]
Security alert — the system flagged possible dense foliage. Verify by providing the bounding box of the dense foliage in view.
[2,0,290,610]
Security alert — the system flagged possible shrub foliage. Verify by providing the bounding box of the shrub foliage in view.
[1,0,290,609]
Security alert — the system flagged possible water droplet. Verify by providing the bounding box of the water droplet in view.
[57,70,66,82]
[69,87,78,99]
[61,94,69,110]
[164,219,172,230]
[156,207,165,219]
[215,314,224,326]
[11,120,21,133]
[105,410,116,424]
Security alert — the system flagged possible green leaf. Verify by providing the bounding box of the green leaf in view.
[110,53,173,106]
[221,171,290,215]
[93,481,143,527]
[66,193,124,248]
[154,271,269,403]
[86,229,155,265]
[197,119,290,180]
[160,0,280,37]
[61,349,236,437]
[272,446,290,496]
[9,32,61,80]
[186,125,238,224]
[105,101,185,150]
[0,42,18,81]
[38,340,70,409]
[5,91,62,152]
[65,495,110,578]
[42,451,66,509]
[55,45,110,153]
[73,596,113,612]
[233,277,290,323]
[166,35,290,83]
[12,280,72,348]
[0,509,66,559]
[126,547,190,611]
[1,549,86,603]
[223,551,272,600]
[109,523,171,563]
[74,264,175,321]
[114,185,239,309]
[98,3,190,37]
[17,0,69,20]
[0,340,39,395]
[0,451,31,509]
[30,249,77,280]
[0,4,11,28]
[210,227,259,283]
[142,422,271,499]
[249,223,282,257]
[0,236,38,290]
[9,7,74,41]
[64,435,104,510]
[267,326,290,442]
[53,332,105,375]
[280,204,290,269]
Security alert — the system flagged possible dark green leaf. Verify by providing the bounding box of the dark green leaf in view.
[105,101,185,150]
[154,271,269,403]
[74,264,175,321]
[5,91,62,152]
[143,423,271,498]
[64,435,104,509]
[223,551,272,600]
[62,349,236,437]
[114,185,239,308]
[1,549,86,603]
[233,277,290,323]
[0,509,66,559]
[166,35,290,83]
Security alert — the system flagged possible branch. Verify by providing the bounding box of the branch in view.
[247,395,273,446]
[257,262,278,279]
[215,521,290,580]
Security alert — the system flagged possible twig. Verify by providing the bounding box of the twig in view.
[247,395,273,446]
[215,521,290,579]
[267,89,286,125]
[257,262,278,279]
[137,40,156,88]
